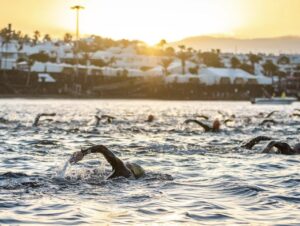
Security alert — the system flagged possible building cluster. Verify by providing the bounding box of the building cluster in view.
[0,28,300,92]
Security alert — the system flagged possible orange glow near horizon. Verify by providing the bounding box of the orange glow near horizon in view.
[0,0,300,45]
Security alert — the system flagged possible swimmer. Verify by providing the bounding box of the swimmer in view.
[101,115,115,123]
[184,118,220,132]
[0,117,9,124]
[241,136,272,149]
[241,136,300,155]
[291,113,300,118]
[146,114,154,122]
[69,145,145,179]
[146,114,155,123]
[33,113,56,127]
[265,111,279,118]
[259,119,277,126]
[94,115,102,126]
[256,111,278,119]
[94,115,115,125]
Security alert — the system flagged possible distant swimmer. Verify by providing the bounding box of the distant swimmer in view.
[184,118,221,132]
[241,136,272,149]
[101,115,115,123]
[146,114,155,122]
[265,111,279,118]
[94,115,102,126]
[33,113,56,127]
[195,114,209,120]
[69,145,145,179]
[241,136,300,155]
[94,115,115,126]
[259,119,277,126]
[291,113,300,118]
[256,111,279,119]
[0,117,9,124]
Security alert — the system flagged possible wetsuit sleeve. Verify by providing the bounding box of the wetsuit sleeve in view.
[81,145,132,179]
[241,136,272,149]
[259,120,277,126]
[266,111,278,118]
[262,141,295,155]
[33,113,56,127]
[184,119,211,132]
[82,145,119,169]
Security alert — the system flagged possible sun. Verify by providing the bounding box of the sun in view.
[62,0,244,44]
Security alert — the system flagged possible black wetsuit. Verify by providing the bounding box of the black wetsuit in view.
[242,136,299,155]
[184,119,219,132]
[81,145,132,179]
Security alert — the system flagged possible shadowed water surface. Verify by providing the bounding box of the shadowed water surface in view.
[0,99,299,225]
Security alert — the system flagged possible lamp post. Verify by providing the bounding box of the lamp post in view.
[71,5,84,93]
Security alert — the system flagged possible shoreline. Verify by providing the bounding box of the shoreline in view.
[0,95,299,103]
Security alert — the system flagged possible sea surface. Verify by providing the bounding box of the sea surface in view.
[0,99,299,225]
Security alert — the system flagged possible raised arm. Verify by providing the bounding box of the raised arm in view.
[33,113,56,127]
[94,115,101,126]
[195,114,209,120]
[241,136,272,150]
[259,119,277,126]
[70,145,132,179]
[262,141,295,155]
[184,119,211,132]
[265,111,278,118]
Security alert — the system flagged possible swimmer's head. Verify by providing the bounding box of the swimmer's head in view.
[147,115,154,122]
[294,143,300,153]
[213,118,221,131]
[126,162,145,179]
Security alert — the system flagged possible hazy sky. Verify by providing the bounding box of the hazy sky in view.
[1,0,300,44]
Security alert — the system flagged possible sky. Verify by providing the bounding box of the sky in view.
[0,0,300,45]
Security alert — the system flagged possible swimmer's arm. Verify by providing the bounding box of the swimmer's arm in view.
[33,113,56,127]
[94,115,101,126]
[224,119,234,125]
[196,114,209,120]
[184,119,211,132]
[259,119,277,126]
[241,136,272,150]
[262,141,276,153]
[266,111,278,118]
[263,141,294,155]
[33,114,41,126]
[81,145,120,170]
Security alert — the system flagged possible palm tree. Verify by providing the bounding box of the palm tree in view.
[231,57,241,68]
[82,52,92,84]
[262,60,278,85]
[106,56,117,67]
[64,33,73,44]
[277,55,290,65]
[1,26,12,81]
[33,30,41,45]
[26,59,35,86]
[248,53,262,68]
[177,45,191,75]
[157,39,167,49]
[43,34,51,42]
[160,58,173,76]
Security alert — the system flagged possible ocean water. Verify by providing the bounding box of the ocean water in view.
[0,99,299,225]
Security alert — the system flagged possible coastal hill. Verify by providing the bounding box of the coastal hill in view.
[171,36,300,54]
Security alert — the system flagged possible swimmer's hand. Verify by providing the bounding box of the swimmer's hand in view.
[69,151,84,164]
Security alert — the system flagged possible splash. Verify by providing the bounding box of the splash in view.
[55,160,70,179]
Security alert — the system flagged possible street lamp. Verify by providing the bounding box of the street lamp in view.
[71,5,84,93]
[71,5,84,43]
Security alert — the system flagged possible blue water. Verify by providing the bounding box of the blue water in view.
[0,99,299,225]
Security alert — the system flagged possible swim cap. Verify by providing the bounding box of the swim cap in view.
[126,162,145,179]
